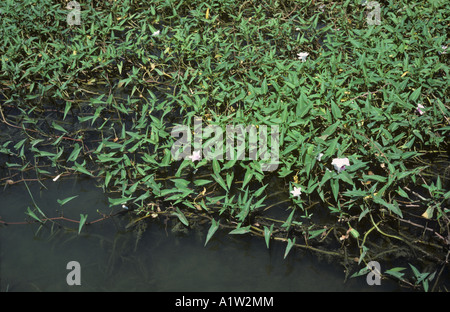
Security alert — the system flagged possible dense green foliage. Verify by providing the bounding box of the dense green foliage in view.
[0,0,449,290]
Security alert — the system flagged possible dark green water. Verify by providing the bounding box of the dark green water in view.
[0,178,400,292]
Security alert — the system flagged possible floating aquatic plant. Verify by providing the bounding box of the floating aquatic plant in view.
[0,0,449,291]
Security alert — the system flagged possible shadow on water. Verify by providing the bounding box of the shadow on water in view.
[0,178,401,292]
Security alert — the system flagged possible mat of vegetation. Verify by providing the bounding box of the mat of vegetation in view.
[1,0,449,291]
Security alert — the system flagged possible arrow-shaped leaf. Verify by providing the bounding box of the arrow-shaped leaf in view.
[229,225,251,234]
[264,224,274,249]
[26,206,42,223]
[52,121,67,133]
[78,214,88,234]
[204,219,219,247]
[172,207,189,226]
[73,161,93,176]
[57,195,78,206]
[284,237,296,259]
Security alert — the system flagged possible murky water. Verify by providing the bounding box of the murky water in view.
[0,178,401,292]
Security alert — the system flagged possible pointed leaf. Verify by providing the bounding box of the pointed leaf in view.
[264,224,274,248]
[57,195,79,206]
[308,228,327,240]
[78,214,88,234]
[204,219,219,247]
[26,206,42,223]
[173,207,189,226]
[409,86,422,101]
[284,238,296,259]
[73,161,94,177]
[229,225,251,234]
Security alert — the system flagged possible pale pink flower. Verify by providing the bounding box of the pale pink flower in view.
[297,52,309,62]
[331,158,350,173]
[188,150,201,162]
[417,104,425,115]
[316,153,324,162]
[290,186,302,198]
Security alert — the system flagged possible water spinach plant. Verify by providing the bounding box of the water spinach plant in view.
[0,0,449,291]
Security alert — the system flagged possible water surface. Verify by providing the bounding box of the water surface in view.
[0,178,400,291]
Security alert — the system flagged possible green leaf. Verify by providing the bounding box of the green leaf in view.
[68,144,82,162]
[339,171,354,185]
[362,174,387,183]
[409,86,422,101]
[254,184,268,198]
[373,196,403,218]
[24,181,46,218]
[409,263,422,281]
[284,237,296,259]
[385,267,406,280]
[229,225,251,234]
[331,179,339,201]
[108,196,134,206]
[308,228,327,240]
[443,190,450,200]
[349,228,360,239]
[204,219,219,247]
[64,102,72,120]
[264,224,274,248]
[57,195,79,206]
[212,158,221,176]
[194,179,212,186]
[26,206,42,223]
[73,161,94,176]
[52,121,67,133]
[331,100,342,119]
[350,266,370,278]
[173,207,189,226]
[396,188,409,199]
[281,209,296,231]
[175,159,191,177]
[242,167,254,188]
[212,173,228,191]
[358,246,369,265]
[226,172,234,190]
[105,171,112,188]
[78,214,88,234]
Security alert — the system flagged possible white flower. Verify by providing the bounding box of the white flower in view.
[417,104,425,115]
[316,153,324,162]
[439,45,447,55]
[122,204,128,210]
[297,52,309,62]
[290,186,302,197]
[152,30,160,36]
[188,150,201,162]
[331,158,350,173]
